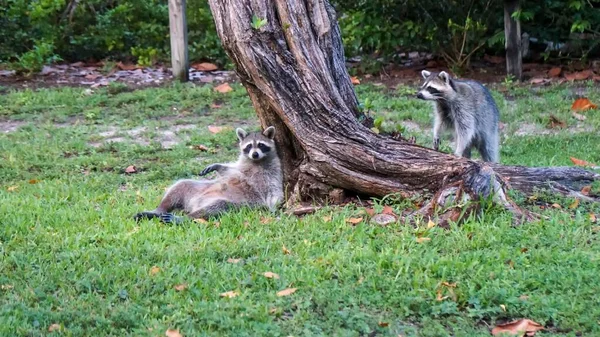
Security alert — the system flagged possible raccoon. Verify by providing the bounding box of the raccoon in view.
[134,126,283,224]
[416,70,500,163]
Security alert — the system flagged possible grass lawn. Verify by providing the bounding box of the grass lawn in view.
[1,80,600,336]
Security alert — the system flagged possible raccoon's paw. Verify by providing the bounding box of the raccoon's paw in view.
[159,213,184,225]
[134,211,159,222]
[199,164,218,176]
[433,138,440,151]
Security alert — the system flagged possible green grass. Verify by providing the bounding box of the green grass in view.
[1,81,600,336]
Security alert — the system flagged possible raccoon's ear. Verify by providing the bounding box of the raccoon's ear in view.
[236,128,248,141]
[438,71,451,84]
[263,126,276,139]
[421,70,431,79]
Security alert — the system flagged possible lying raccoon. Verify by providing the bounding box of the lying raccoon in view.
[134,126,283,224]
[417,70,500,163]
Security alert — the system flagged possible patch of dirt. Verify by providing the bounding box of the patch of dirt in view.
[0,120,25,133]
[514,122,594,137]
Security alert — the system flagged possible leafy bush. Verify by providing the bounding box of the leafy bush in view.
[0,0,598,73]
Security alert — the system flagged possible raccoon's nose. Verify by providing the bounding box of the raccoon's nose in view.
[252,152,259,159]
[416,92,424,99]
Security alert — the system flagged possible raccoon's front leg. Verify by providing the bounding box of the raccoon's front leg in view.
[454,127,475,159]
[199,163,232,176]
[432,114,443,151]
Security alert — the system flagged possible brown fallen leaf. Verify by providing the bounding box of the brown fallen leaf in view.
[125,165,137,174]
[322,215,332,222]
[590,213,597,223]
[165,328,183,337]
[227,258,242,264]
[193,218,209,225]
[427,219,436,229]
[150,266,160,275]
[570,157,598,168]
[551,203,562,209]
[174,283,188,291]
[346,217,363,225]
[572,112,587,121]
[263,271,280,279]
[569,199,580,209]
[117,62,138,71]
[548,67,562,77]
[215,83,233,93]
[48,323,61,332]
[1,284,14,290]
[571,97,598,111]
[28,179,39,184]
[191,62,218,71]
[491,319,544,336]
[573,69,594,81]
[220,290,240,298]
[364,208,375,217]
[194,144,209,151]
[382,205,395,215]
[7,185,18,192]
[276,287,297,297]
[547,115,566,129]
[260,216,273,224]
[282,244,291,255]
[208,125,229,134]
[416,237,431,243]
[378,322,389,327]
[581,186,592,196]
[351,76,360,85]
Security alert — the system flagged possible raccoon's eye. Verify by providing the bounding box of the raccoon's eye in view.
[427,87,441,95]
[243,144,252,153]
[257,143,271,153]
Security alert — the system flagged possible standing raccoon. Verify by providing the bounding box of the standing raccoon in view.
[416,70,500,163]
[134,126,283,224]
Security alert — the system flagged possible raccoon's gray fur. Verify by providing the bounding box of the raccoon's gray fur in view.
[416,70,500,163]
[134,126,283,224]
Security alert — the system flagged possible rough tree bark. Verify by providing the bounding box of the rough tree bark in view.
[207,0,598,222]
[504,0,523,81]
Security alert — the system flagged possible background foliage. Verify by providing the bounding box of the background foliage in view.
[0,0,599,72]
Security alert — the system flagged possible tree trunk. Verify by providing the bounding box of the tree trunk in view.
[504,0,523,81]
[207,0,598,222]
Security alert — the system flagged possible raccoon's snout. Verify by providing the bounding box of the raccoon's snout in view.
[252,152,259,159]
[416,92,425,100]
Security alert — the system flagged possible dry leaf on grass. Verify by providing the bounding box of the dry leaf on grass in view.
[165,329,183,337]
[322,215,332,222]
[191,62,218,71]
[346,217,363,225]
[276,288,297,297]
[427,219,436,229]
[208,125,225,134]
[570,157,598,168]
[194,144,209,151]
[150,266,160,275]
[547,115,566,129]
[1,284,14,290]
[529,77,548,85]
[364,208,375,217]
[378,322,389,327]
[174,284,188,291]
[29,179,39,184]
[260,217,273,224]
[569,199,580,209]
[581,185,591,196]
[416,237,431,243]
[282,244,291,255]
[571,97,598,111]
[227,258,242,264]
[351,76,360,85]
[48,323,61,332]
[215,83,233,93]
[590,213,597,223]
[220,290,239,298]
[551,203,562,209]
[125,165,137,174]
[548,67,562,77]
[7,185,18,192]
[491,319,544,336]
[263,272,280,279]
[381,205,395,215]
